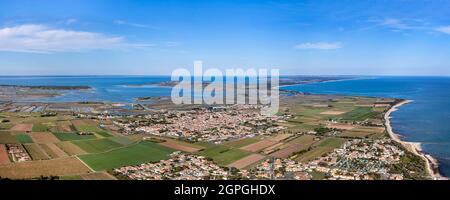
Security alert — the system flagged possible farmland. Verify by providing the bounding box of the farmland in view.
[52,132,96,141]
[0,157,90,179]
[23,144,49,160]
[78,141,175,171]
[198,145,252,166]
[16,134,33,143]
[71,138,124,153]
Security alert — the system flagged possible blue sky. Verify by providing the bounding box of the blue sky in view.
[1,0,450,75]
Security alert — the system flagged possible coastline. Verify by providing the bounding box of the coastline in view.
[384,100,445,180]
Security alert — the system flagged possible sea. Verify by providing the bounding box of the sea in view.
[1,75,449,177]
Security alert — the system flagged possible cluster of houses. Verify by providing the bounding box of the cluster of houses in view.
[249,138,406,180]
[114,105,287,143]
[114,152,230,180]
[6,144,31,162]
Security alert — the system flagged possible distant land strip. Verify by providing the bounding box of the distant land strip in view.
[0,85,91,90]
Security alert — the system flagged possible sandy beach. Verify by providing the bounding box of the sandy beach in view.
[384,100,446,180]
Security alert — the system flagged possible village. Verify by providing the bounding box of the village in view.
[113,105,288,143]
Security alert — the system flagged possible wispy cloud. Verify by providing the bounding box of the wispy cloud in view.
[294,42,342,50]
[114,20,157,29]
[0,24,151,53]
[63,18,78,25]
[371,18,450,36]
[165,41,179,47]
[436,26,450,34]
[379,18,414,30]
[366,18,429,31]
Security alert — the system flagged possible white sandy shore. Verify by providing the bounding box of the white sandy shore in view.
[384,100,446,180]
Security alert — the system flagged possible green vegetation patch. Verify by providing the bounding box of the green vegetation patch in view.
[310,170,327,180]
[341,107,377,121]
[198,145,251,166]
[60,175,83,180]
[78,141,175,171]
[108,136,135,146]
[317,137,347,148]
[95,131,113,138]
[72,138,124,153]
[52,132,97,141]
[73,124,102,133]
[224,137,260,148]
[32,124,49,132]
[16,134,33,143]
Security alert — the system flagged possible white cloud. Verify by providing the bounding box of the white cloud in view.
[294,42,342,50]
[0,24,150,53]
[436,26,450,34]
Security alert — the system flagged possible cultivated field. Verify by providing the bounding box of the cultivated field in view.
[55,142,87,155]
[80,171,117,180]
[240,140,278,152]
[0,157,90,179]
[269,135,319,158]
[198,145,252,166]
[159,139,203,153]
[0,144,10,164]
[72,138,123,153]
[0,132,17,143]
[29,132,60,143]
[78,141,175,171]
[23,143,49,160]
[227,154,265,169]
[295,137,347,163]
[10,124,33,132]
[53,132,97,141]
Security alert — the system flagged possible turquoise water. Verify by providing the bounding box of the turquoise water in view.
[282,76,450,177]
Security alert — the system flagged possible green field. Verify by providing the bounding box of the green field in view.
[198,145,251,166]
[78,141,175,171]
[108,136,135,145]
[72,138,124,153]
[95,131,112,137]
[341,108,377,121]
[16,134,33,143]
[73,123,112,137]
[224,137,260,148]
[52,132,97,141]
[32,124,49,132]
[73,124,102,132]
